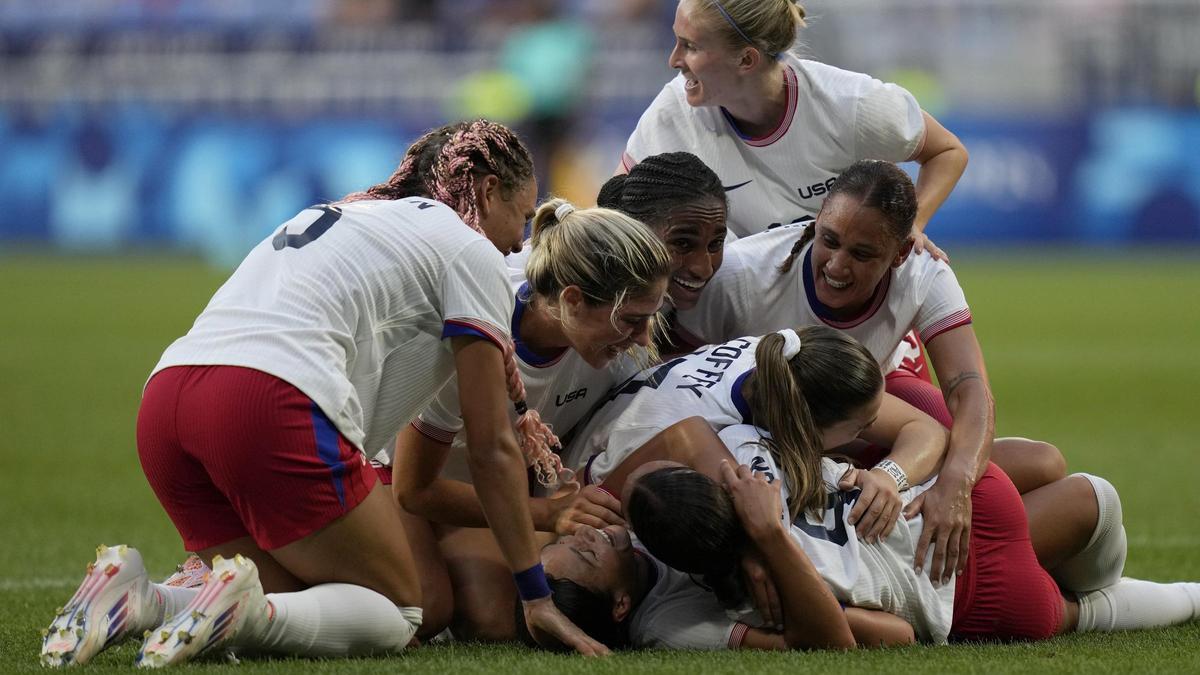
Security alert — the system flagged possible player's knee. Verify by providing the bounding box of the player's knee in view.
[994,437,1067,493]
[1034,441,1069,484]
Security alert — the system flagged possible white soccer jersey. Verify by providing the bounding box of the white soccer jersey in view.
[622,55,925,238]
[153,197,513,454]
[397,270,647,484]
[565,336,760,482]
[628,546,758,651]
[719,424,955,643]
[675,222,971,372]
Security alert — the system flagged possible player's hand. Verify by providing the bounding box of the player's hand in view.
[523,596,610,656]
[740,549,782,629]
[912,231,949,263]
[719,461,785,543]
[905,479,971,586]
[552,485,624,536]
[841,466,902,543]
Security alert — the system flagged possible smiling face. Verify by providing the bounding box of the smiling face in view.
[659,196,727,310]
[477,178,538,255]
[669,1,744,108]
[541,525,638,598]
[809,193,911,317]
[562,281,667,368]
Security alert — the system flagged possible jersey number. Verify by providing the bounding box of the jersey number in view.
[272,205,343,250]
[793,489,860,546]
[271,199,439,250]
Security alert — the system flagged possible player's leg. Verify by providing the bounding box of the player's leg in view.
[438,525,521,641]
[1020,473,1099,571]
[135,366,422,666]
[886,362,1065,493]
[372,461,454,641]
[991,437,1067,495]
[1007,471,1198,635]
[949,463,1063,642]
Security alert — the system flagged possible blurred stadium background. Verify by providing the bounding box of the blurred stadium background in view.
[2,2,1200,670]
[0,0,1198,264]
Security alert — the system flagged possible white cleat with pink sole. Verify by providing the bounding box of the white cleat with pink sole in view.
[136,554,268,668]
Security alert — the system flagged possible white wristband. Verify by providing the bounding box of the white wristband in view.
[872,459,909,491]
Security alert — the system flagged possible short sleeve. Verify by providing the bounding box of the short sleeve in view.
[634,592,741,650]
[912,258,972,344]
[413,377,464,445]
[675,247,750,345]
[855,80,926,162]
[441,238,514,351]
[623,80,689,170]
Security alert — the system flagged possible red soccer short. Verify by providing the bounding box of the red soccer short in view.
[885,369,953,428]
[950,462,1064,641]
[137,365,376,552]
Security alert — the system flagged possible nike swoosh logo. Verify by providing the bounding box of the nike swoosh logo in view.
[722,180,752,191]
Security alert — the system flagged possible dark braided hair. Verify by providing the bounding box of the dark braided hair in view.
[778,159,917,274]
[597,152,726,233]
[339,119,533,232]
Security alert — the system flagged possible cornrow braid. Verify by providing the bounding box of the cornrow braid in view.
[825,160,917,245]
[339,119,533,234]
[777,225,814,274]
[597,152,725,234]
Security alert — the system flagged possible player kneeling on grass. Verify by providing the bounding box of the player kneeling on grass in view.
[385,198,672,641]
[531,330,1200,648]
[39,120,609,668]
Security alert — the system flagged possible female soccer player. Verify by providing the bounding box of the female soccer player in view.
[40,120,607,668]
[674,160,1070,581]
[564,327,949,548]
[597,152,727,313]
[387,198,671,640]
[539,330,1200,650]
[621,0,967,259]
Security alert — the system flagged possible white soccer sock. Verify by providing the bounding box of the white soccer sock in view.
[1052,473,1127,592]
[149,583,200,625]
[1075,578,1200,632]
[248,584,421,657]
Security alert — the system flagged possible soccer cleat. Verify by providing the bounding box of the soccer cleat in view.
[40,545,160,667]
[160,555,210,589]
[136,554,268,668]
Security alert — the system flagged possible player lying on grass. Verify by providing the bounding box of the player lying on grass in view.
[382,198,671,641]
[561,326,951,569]
[535,329,1200,649]
[40,120,609,668]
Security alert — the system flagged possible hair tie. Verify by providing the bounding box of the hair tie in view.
[712,0,775,56]
[554,202,576,222]
[778,328,802,359]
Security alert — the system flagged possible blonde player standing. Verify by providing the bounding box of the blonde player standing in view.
[385,200,671,640]
[621,0,967,256]
[40,121,607,668]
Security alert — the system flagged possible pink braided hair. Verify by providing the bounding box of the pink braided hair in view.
[340,120,563,487]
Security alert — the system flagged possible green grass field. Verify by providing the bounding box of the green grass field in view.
[2,251,1198,673]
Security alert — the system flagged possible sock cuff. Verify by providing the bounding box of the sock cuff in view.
[397,605,424,632]
[1072,473,1121,550]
